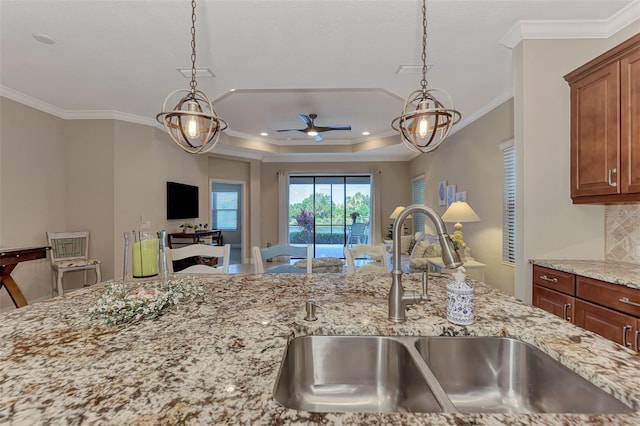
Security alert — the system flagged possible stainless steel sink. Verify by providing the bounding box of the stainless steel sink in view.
[272,336,449,413]
[274,335,634,414]
[415,336,633,414]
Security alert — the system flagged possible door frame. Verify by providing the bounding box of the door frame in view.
[209,178,248,264]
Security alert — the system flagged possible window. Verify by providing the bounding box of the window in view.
[212,187,239,230]
[501,140,515,265]
[412,175,425,232]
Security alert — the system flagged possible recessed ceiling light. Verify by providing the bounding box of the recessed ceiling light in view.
[177,68,215,78]
[260,132,268,136]
[32,33,55,45]
[362,131,370,136]
[396,64,432,75]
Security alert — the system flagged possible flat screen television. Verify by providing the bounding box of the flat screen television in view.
[166,182,199,220]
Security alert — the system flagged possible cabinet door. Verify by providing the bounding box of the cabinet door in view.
[620,46,640,194]
[574,299,637,348]
[570,62,620,198]
[533,285,575,323]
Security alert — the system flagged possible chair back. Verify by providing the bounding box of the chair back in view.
[344,244,389,274]
[252,244,312,273]
[350,223,367,236]
[47,231,90,264]
[167,243,231,274]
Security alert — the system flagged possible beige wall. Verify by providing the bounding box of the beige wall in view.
[112,121,209,278]
[514,25,640,302]
[64,120,115,290]
[0,102,212,309]
[258,162,411,252]
[410,99,515,294]
[0,98,67,308]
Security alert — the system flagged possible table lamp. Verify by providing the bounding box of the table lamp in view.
[387,206,412,238]
[442,201,480,248]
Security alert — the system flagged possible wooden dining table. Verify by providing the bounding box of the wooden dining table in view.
[0,245,50,308]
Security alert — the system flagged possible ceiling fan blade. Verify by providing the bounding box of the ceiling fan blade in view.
[315,134,324,142]
[298,114,312,126]
[314,125,352,133]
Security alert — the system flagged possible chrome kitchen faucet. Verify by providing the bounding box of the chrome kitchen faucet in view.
[389,204,462,323]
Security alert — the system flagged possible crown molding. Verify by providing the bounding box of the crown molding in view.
[0,85,156,127]
[500,0,640,48]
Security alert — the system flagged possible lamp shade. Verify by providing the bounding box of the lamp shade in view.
[442,201,480,223]
[389,206,412,220]
[389,206,405,219]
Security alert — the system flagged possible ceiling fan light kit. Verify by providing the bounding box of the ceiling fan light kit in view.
[156,0,227,154]
[391,0,461,154]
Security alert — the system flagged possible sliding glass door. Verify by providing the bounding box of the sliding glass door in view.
[288,175,371,257]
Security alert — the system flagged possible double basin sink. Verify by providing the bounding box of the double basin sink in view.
[273,336,633,414]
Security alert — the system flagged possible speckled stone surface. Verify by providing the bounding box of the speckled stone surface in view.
[530,259,640,290]
[2,272,640,425]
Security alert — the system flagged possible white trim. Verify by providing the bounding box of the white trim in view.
[0,85,157,127]
[209,178,248,264]
[500,2,640,48]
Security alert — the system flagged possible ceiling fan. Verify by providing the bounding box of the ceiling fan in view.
[277,113,352,142]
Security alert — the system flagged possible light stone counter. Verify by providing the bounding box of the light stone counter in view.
[1,272,640,425]
[530,259,640,290]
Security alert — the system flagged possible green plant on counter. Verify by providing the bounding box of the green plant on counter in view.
[89,279,204,326]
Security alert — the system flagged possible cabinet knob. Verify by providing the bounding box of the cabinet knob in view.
[540,275,558,283]
[608,168,617,187]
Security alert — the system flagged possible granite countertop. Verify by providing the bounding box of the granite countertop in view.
[1,272,640,425]
[530,259,640,290]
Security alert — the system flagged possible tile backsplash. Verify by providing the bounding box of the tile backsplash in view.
[605,203,640,264]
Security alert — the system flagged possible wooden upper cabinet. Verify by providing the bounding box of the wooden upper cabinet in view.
[621,46,640,194]
[565,34,640,204]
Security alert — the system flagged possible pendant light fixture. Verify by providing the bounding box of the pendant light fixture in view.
[156,0,227,154]
[391,0,461,154]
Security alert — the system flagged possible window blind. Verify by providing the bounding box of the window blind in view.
[412,175,425,233]
[502,142,515,265]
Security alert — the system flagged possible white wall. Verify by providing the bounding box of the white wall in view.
[410,99,515,294]
[514,25,640,302]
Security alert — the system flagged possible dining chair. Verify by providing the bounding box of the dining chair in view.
[167,243,231,274]
[47,231,102,297]
[347,223,367,247]
[252,244,312,274]
[343,244,389,274]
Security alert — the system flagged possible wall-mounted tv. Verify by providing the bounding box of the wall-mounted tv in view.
[166,181,199,220]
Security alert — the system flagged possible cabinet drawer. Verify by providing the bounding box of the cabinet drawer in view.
[576,276,640,317]
[574,299,638,348]
[533,285,574,322]
[532,265,575,295]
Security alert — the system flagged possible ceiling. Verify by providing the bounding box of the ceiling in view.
[1,0,638,162]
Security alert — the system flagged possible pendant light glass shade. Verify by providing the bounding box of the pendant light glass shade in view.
[391,0,461,154]
[156,0,227,154]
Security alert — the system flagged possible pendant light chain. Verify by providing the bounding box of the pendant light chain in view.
[156,0,228,154]
[190,0,197,93]
[390,0,461,154]
[420,0,428,94]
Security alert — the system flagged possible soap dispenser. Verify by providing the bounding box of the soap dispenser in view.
[446,267,474,325]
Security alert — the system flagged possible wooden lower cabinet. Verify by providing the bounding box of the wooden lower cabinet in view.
[533,285,574,323]
[532,265,640,351]
[574,299,639,350]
